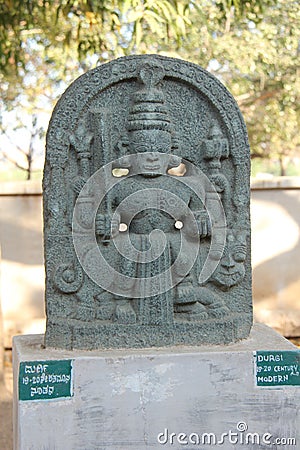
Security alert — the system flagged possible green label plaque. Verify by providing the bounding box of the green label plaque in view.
[255,350,300,387]
[19,360,73,401]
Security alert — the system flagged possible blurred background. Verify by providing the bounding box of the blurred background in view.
[0,0,299,350]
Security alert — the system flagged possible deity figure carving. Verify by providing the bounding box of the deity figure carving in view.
[44,55,252,349]
[210,229,248,289]
[86,62,229,326]
[202,123,230,211]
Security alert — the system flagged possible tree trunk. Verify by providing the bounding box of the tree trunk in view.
[279,156,287,176]
[27,154,32,180]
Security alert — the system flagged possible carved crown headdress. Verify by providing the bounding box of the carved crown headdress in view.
[127,61,171,133]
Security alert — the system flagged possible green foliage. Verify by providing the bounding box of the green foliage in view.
[0,0,277,74]
[176,0,300,165]
[0,0,192,74]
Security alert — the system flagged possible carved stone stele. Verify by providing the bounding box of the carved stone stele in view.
[44,55,252,349]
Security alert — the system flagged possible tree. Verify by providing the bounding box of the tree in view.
[0,1,193,76]
[0,1,275,76]
[175,0,300,173]
[1,114,44,180]
[0,0,201,177]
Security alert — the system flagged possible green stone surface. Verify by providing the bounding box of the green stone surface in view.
[44,55,253,349]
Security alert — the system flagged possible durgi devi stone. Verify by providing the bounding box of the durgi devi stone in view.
[43,55,252,349]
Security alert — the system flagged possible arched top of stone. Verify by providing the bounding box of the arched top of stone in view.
[46,55,250,169]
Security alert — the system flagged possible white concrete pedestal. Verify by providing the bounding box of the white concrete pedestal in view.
[13,324,300,449]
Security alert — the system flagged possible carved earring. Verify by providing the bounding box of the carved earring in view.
[168,155,181,168]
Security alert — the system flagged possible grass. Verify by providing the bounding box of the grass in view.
[251,158,300,177]
[0,168,43,182]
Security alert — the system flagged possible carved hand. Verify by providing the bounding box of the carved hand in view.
[182,210,211,239]
[210,173,228,193]
[95,213,120,240]
[195,210,212,238]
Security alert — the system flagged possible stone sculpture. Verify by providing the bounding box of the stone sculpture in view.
[44,55,252,349]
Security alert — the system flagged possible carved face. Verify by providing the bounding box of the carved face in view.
[128,151,181,178]
[211,232,247,288]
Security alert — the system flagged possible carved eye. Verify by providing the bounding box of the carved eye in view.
[133,142,150,152]
[234,252,246,262]
[175,220,183,229]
